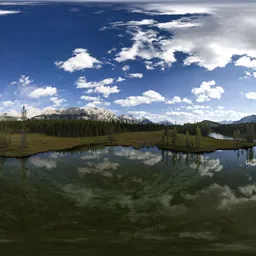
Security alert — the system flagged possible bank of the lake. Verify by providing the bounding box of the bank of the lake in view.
[0,131,255,158]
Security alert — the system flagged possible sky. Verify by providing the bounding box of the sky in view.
[1,1,256,123]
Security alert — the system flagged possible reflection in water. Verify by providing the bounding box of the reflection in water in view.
[1,146,256,253]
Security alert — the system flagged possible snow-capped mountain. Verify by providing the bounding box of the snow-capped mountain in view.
[31,107,119,122]
[30,107,153,124]
[119,114,138,124]
[0,114,20,121]
[138,117,153,124]
[218,120,233,125]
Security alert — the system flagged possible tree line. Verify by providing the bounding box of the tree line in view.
[0,118,163,138]
[213,123,256,142]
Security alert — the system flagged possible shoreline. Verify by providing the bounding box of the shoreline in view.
[0,140,255,158]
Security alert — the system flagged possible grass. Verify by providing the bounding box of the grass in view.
[0,131,255,158]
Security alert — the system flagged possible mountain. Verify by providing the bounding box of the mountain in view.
[0,114,20,121]
[200,120,220,127]
[138,117,153,124]
[219,120,233,125]
[30,107,153,124]
[119,114,138,124]
[158,120,174,126]
[31,107,119,122]
[233,115,256,124]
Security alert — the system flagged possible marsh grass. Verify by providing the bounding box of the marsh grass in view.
[0,131,255,157]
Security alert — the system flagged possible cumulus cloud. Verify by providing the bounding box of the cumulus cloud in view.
[191,80,224,102]
[166,96,192,105]
[76,77,114,89]
[128,73,143,78]
[2,101,15,107]
[94,85,120,98]
[28,86,57,99]
[245,92,256,100]
[235,56,256,69]
[115,28,161,63]
[115,90,165,107]
[10,75,33,86]
[112,3,256,71]
[76,77,119,98]
[116,77,125,82]
[81,95,110,107]
[55,48,102,72]
[49,97,67,107]
[122,65,130,71]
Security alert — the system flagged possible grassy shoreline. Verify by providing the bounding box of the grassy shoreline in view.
[0,131,255,158]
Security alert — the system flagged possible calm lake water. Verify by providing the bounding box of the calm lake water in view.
[208,132,234,140]
[1,146,256,255]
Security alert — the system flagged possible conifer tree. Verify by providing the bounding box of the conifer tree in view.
[21,106,28,150]
[196,126,201,148]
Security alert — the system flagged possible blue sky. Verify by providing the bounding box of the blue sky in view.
[1,1,256,123]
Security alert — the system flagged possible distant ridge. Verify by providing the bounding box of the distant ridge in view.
[30,107,153,124]
[233,115,256,124]
[158,120,174,126]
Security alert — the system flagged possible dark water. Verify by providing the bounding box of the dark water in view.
[1,146,256,255]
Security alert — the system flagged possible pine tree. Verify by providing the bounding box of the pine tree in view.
[186,130,190,147]
[196,126,201,148]
[21,105,28,150]
[172,127,178,146]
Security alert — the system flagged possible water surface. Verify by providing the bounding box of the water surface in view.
[1,146,256,255]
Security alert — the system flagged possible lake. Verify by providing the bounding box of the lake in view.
[208,132,235,140]
[1,145,256,255]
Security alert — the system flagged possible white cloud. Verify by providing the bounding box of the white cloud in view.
[112,19,156,27]
[76,77,114,89]
[235,56,256,69]
[28,86,57,99]
[0,10,20,15]
[55,48,102,72]
[81,96,100,101]
[115,28,161,63]
[81,95,111,107]
[2,101,15,107]
[49,97,67,107]
[114,90,165,107]
[113,3,256,71]
[191,80,224,102]
[166,96,192,105]
[245,92,256,100]
[107,47,116,54]
[11,75,33,86]
[76,77,119,98]
[122,65,130,71]
[128,73,143,78]
[116,77,125,82]
[129,4,214,16]
[94,85,120,98]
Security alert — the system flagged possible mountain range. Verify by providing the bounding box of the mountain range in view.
[30,107,154,124]
[0,107,256,125]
